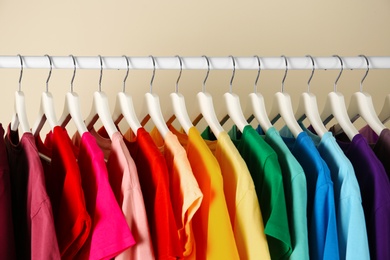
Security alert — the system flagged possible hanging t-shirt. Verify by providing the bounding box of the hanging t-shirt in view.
[330,128,390,260]
[123,127,182,260]
[228,125,292,260]
[201,126,271,260]
[35,126,91,259]
[5,125,60,260]
[359,125,390,178]
[72,132,135,260]
[156,126,239,260]
[255,126,309,260]
[279,127,339,260]
[137,127,202,260]
[302,125,369,260]
[76,128,154,260]
[0,124,15,259]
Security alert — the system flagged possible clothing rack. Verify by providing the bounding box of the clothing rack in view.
[0,55,390,70]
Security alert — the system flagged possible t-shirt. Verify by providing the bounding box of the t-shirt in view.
[201,127,271,260]
[124,127,182,260]
[279,127,339,260]
[72,132,135,260]
[0,124,15,259]
[255,126,309,260]
[228,125,292,260]
[137,127,202,260]
[302,125,369,259]
[359,125,390,178]
[158,126,239,260]
[35,126,91,259]
[87,128,155,260]
[330,128,390,260]
[5,125,60,260]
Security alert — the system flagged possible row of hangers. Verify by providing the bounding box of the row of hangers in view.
[10,54,390,146]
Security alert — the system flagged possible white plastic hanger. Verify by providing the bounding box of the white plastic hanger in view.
[193,55,225,138]
[140,56,170,139]
[85,55,117,140]
[379,94,390,124]
[268,55,302,138]
[112,55,142,135]
[222,55,249,133]
[10,54,31,135]
[32,55,58,137]
[346,55,386,136]
[58,55,88,135]
[295,55,328,138]
[166,55,193,135]
[320,55,359,141]
[247,55,273,132]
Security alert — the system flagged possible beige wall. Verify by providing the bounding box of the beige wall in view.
[0,0,389,134]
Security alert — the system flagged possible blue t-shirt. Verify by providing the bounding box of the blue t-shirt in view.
[279,127,339,260]
[257,126,309,260]
[303,126,369,260]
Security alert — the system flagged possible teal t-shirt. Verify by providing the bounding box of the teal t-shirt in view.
[228,125,292,260]
[257,126,309,260]
[280,126,339,260]
[303,125,370,260]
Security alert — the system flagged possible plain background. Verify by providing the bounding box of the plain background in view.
[0,0,390,135]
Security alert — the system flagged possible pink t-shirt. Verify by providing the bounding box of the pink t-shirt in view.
[85,129,155,260]
[5,126,60,260]
[72,132,135,260]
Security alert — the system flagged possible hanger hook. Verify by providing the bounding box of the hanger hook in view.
[17,54,23,92]
[123,55,130,92]
[306,55,315,93]
[281,55,288,92]
[45,54,52,93]
[202,55,210,92]
[254,55,261,93]
[359,54,369,92]
[175,55,183,93]
[149,55,156,93]
[332,55,344,92]
[69,55,77,93]
[98,55,103,92]
[229,55,236,93]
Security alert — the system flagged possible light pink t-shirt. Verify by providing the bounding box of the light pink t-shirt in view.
[87,129,155,260]
[72,132,135,260]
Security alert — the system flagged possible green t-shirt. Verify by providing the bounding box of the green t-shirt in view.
[257,126,309,260]
[228,125,292,260]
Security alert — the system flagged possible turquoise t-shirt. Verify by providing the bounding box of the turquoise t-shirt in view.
[303,125,370,260]
[228,125,292,260]
[257,126,309,260]
[279,127,339,260]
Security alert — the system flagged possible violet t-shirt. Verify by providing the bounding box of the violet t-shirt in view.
[0,124,15,259]
[5,126,60,260]
[331,129,390,260]
[359,125,390,178]
[72,132,135,260]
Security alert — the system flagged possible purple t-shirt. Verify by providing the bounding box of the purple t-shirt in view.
[359,125,390,178]
[5,125,60,260]
[331,130,390,260]
[0,124,15,259]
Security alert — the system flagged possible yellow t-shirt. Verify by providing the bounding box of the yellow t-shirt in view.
[200,127,271,259]
[158,125,240,260]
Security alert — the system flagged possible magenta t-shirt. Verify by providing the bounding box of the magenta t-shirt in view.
[72,132,135,260]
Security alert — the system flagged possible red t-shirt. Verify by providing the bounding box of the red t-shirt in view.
[35,126,91,259]
[122,127,182,260]
[72,132,135,260]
